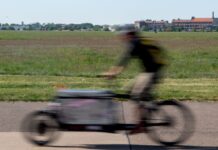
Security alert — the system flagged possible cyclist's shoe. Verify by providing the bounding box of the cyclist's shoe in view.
[129,127,144,134]
[129,121,149,134]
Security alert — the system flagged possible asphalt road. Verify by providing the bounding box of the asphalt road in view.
[0,101,218,150]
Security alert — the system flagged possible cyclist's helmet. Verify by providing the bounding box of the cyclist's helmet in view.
[119,24,138,36]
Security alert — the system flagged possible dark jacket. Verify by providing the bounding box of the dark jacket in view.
[117,37,166,72]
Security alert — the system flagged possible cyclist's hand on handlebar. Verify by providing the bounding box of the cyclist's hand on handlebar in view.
[99,72,118,79]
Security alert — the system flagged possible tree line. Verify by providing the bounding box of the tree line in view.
[0,23,109,31]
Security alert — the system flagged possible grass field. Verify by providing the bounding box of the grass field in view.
[0,31,217,101]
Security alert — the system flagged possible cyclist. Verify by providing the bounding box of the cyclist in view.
[103,25,167,103]
[102,25,167,133]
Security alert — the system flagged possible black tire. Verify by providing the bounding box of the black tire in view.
[147,100,195,146]
[21,111,60,146]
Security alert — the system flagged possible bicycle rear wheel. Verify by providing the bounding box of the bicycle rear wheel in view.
[147,100,195,146]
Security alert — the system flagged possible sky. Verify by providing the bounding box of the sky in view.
[0,0,217,25]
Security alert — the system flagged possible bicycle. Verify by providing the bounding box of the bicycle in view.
[21,77,195,146]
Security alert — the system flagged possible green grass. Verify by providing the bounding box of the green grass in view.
[0,31,115,40]
[0,31,217,101]
[0,31,217,78]
[0,75,217,101]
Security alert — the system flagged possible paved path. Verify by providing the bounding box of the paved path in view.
[0,102,218,150]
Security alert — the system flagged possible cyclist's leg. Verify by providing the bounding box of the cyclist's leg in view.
[128,73,155,134]
[129,71,163,134]
[131,73,155,101]
[139,70,163,102]
[132,71,163,118]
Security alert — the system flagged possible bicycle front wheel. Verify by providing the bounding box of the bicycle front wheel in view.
[21,111,60,146]
[147,100,195,146]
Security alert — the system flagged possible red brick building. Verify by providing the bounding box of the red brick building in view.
[135,12,218,32]
[172,17,214,31]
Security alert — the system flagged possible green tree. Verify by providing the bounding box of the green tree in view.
[93,25,103,31]
[141,26,149,31]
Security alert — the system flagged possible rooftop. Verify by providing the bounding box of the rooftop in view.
[191,18,213,23]
[173,18,213,23]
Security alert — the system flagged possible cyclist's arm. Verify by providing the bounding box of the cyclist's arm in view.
[117,44,133,68]
[102,44,134,77]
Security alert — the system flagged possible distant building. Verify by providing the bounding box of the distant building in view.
[135,20,146,29]
[172,12,217,31]
[135,20,169,31]
[172,17,213,31]
[109,25,120,32]
[14,25,24,31]
[213,18,218,25]
[134,12,218,32]
[212,11,218,27]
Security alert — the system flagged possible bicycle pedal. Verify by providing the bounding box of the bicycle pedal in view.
[129,127,146,134]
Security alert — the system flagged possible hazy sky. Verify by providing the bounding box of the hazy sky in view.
[0,0,217,25]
